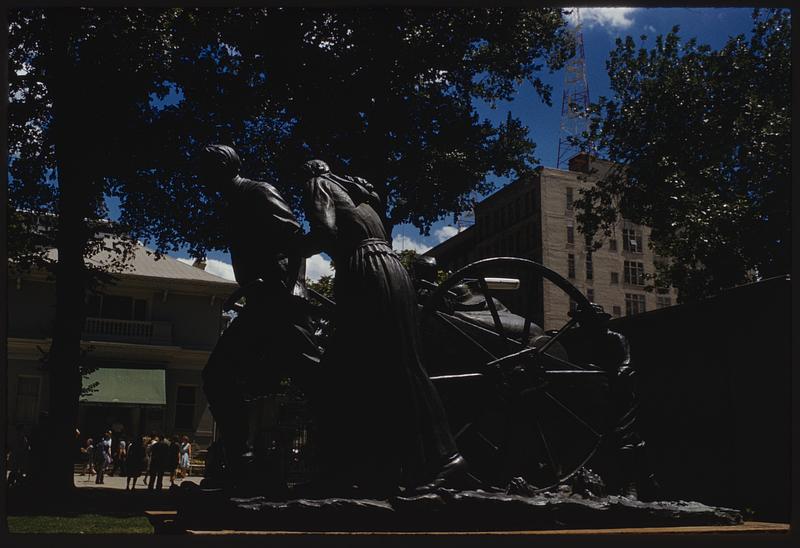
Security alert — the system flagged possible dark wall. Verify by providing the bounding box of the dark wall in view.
[608,276,791,521]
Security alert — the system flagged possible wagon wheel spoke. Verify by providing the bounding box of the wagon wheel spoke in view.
[532,317,579,358]
[432,310,498,361]
[535,420,561,479]
[476,277,513,350]
[476,431,500,453]
[537,350,598,372]
[542,390,602,439]
[454,421,474,441]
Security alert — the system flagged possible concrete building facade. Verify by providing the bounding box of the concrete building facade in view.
[424,154,678,330]
[7,237,237,447]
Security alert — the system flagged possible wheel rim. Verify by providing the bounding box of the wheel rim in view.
[420,257,611,491]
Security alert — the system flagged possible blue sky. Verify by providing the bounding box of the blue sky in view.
[111,7,760,282]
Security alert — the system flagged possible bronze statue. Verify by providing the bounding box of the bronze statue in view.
[564,305,658,500]
[300,159,468,497]
[199,145,320,490]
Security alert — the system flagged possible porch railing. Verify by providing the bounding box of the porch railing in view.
[83,317,172,345]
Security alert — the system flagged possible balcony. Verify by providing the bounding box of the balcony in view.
[83,317,172,345]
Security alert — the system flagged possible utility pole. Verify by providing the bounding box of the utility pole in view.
[556,8,592,169]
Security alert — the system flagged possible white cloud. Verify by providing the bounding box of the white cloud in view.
[434,225,459,243]
[644,24,656,33]
[305,253,333,282]
[178,254,334,283]
[177,257,236,281]
[205,259,236,281]
[569,7,639,30]
[392,234,432,254]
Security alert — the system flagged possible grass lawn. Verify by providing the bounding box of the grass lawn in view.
[7,514,154,534]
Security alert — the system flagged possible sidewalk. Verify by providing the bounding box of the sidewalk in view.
[74,472,203,491]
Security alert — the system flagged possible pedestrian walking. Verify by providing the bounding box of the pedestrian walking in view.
[94,433,109,484]
[142,435,155,484]
[125,435,147,491]
[81,437,95,480]
[102,431,113,473]
[168,435,180,486]
[112,436,127,477]
[178,436,192,479]
[7,424,30,487]
[148,435,169,490]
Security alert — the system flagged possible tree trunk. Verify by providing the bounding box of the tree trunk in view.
[43,8,93,499]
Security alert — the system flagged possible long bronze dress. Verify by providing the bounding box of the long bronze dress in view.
[304,171,457,493]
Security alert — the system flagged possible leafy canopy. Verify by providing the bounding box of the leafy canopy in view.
[10,7,575,261]
[110,7,575,256]
[575,9,790,302]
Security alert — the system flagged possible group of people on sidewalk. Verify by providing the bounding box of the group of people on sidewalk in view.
[81,432,192,491]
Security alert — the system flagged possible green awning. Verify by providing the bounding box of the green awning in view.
[81,368,166,406]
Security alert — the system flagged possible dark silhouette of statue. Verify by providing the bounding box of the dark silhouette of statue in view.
[200,145,320,490]
[566,305,659,500]
[300,159,467,497]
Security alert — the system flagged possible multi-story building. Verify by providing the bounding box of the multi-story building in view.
[424,153,678,330]
[7,235,237,447]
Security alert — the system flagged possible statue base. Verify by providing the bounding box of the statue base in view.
[171,481,742,533]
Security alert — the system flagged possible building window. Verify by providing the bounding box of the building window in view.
[611,272,619,284]
[175,385,197,430]
[16,376,41,423]
[609,239,618,252]
[586,288,595,302]
[86,294,148,321]
[625,293,647,316]
[612,305,622,317]
[147,407,165,434]
[586,252,593,280]
[622,227,643,253]
[566,187,574,210]
[656,295,672,309]
[567,254,576,279]
[566,224,574,245]
[623,261,646,285]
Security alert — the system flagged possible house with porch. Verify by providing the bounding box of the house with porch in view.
[7,237,237,448]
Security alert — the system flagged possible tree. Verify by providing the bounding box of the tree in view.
[114,7,576,253]
[9,7,575,494]
[575,9,790,302]
[306,274,334,300]
[8,7,192,496]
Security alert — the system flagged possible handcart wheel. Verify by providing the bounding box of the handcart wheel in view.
[420,257,613,491]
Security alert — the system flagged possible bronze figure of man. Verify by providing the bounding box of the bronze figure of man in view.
[200,145,319,489]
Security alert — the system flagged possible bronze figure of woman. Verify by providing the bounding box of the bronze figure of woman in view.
[301,160,467,497]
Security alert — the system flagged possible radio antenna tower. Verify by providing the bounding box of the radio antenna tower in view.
[556,8,592,169]
[455,191,478,232]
